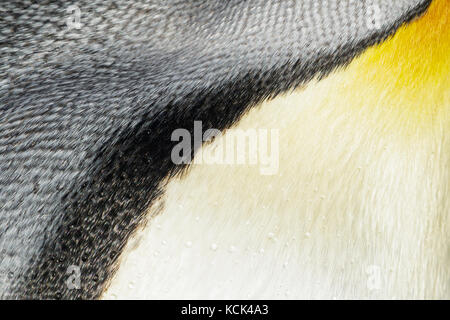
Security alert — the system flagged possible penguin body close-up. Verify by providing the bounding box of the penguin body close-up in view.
[0,0,448,299]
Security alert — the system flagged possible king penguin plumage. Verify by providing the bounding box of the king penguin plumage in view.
[0,0,448,299]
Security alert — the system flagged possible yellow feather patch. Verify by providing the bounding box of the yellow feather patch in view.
[354,0,449,128]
